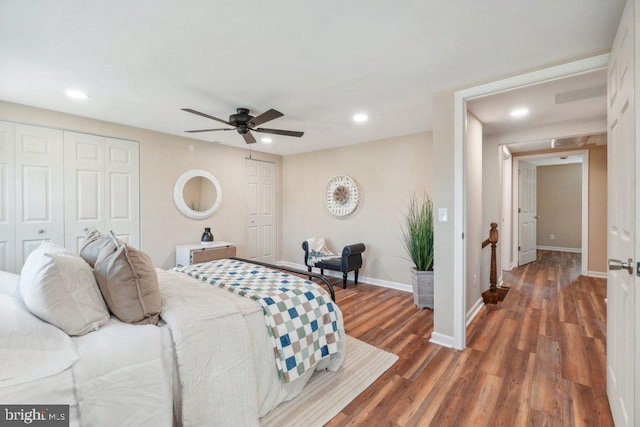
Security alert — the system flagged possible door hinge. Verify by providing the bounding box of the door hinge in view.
[518,246,521,251]
[462,232,464,239]
[518,208,521,213]
[637,262,640,277]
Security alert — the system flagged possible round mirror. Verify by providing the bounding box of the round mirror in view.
[173,169,222,219]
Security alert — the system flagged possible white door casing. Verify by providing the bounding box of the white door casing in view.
[246,159,276,263]
[0,121,15,272]
[518,161,537,266]
[607,1,636,425]
[15,124,64,269]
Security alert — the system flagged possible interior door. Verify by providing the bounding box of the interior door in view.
[518,160,537,265]
[64,131,105,253]
[14,124,64,269]
[0,121,15,272]
[246,159,276,263]
[606,1,636,425]
[104,137,140,248]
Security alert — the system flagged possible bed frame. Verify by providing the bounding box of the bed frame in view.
[230,257,336,301]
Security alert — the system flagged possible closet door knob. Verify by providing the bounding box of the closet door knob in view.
[38,229,45,234]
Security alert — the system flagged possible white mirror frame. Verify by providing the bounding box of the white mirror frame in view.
[173,169,223,219]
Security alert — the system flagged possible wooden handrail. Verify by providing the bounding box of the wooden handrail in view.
[481,222,508,305]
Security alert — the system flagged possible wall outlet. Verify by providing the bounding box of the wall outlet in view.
[473,274,478,288]
[550,234,555,240]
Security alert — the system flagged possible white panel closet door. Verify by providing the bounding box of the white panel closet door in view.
[15,124,64,269]
[64,131,105,254]
[105,138,139,248]
[0,122,15,272]
[518,161,537,266]
[246,159,276,263]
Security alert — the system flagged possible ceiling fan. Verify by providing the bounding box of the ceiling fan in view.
[182,107,304,144]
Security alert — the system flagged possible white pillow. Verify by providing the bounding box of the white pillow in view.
[0,294,79,387]
[20,241,110,336]
[0,270,20,297]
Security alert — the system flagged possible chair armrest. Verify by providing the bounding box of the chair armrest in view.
[302,241,310,267]
[342,243,365,257]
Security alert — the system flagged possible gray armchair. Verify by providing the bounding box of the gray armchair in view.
[302,241,365,289]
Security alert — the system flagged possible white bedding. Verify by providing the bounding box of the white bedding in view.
[1,264,345,427]
[157,268,345,427]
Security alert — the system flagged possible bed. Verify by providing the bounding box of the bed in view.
[1,251,345,427]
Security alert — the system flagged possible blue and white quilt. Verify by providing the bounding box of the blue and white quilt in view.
[173,258,342,382]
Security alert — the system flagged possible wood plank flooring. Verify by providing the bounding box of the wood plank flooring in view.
[318,250,612,426]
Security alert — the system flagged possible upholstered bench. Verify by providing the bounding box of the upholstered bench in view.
[302,241,365,289]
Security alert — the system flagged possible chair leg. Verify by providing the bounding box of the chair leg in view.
[307,266,312,280]
[342,272,347,289]
[354,269,359,285]
[321,269,324,275]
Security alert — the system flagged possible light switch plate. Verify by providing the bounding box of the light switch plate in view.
[438,208,448,222]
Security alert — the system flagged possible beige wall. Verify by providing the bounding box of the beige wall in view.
[466,114,483,312]
[512,145,608,273]
[536,164,582,248]
[281,132,433,286]
[0,101,283,269]
[588,145,607,272]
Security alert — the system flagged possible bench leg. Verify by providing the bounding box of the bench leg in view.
[342,272,347,289]
[321,269,324,275]
[307,266,312,280]
[355,269,359,285]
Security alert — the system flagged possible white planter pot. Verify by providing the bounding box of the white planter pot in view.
[411,268,434,309]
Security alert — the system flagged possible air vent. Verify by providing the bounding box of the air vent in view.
[555,85,606,104]
[551,136,588,149]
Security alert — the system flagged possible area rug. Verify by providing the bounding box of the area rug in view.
[260,336,398,427]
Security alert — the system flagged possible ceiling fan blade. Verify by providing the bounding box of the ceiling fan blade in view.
[181,108,232,126]
[249,109,283,127]
[185,128,234,133]
[253,127,304,137]
[243,132,257,144]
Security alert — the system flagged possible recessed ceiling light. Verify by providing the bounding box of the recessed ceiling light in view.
[66,89,89,100]
[353,113,368,123]
[510,108,529,118]
[261,137,272,144]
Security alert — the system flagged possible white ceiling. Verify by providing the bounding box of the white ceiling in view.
[0,1,625,156]
[467,69,607,136]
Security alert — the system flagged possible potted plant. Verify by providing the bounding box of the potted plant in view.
[401,193,434,309]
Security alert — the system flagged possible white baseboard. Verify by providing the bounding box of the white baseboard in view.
[537,245,582,253]
[429,332,456,348]
[277,261,413,293]
[498,275,504,288]
[466,297,484,327]
[587,271,607,279]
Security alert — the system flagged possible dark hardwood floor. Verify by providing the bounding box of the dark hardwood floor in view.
[317,250,612,426]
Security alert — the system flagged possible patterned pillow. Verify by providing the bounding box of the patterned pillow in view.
[93,234,161,325]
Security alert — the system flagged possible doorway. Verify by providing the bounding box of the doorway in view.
[245,158,277,263]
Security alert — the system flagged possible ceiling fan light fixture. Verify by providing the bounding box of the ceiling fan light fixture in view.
[261,137,272,144]
[353,113,368,123]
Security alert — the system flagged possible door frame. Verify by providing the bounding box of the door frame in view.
[511,150,589,271]
[451,53,609,349]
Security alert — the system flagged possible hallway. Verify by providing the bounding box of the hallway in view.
[327,250,612,425]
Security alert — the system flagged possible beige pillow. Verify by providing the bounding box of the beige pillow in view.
[19,241,110,336]
[94,235,161,325]
[80,227,115,268]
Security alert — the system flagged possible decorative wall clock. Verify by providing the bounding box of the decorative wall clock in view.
[325,175,359,217]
